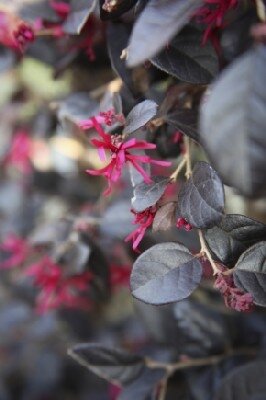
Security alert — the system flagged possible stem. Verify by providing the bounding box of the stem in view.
[255,0,266,21]
[198,230,220,275]
[170,157,186,181]
[158,379,168,400]
[184,136,192,179]
[36,30,56,37]
[170,136,193,182]
[146,347,257,377]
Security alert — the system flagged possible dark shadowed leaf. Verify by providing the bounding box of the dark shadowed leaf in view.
[63,0,96,34]
[68,343,145,385]
[100,91,123,115]
[29,219,73,247]
[200,45,266,197]
[233,242,266,307]
[130,242,202,305]
[127,0,204,67]
[18,0,60,22]
[124,100,158,135]
[215,360,266,400]
[177,161,224,229]
[166,107,199,142]
[58,239,91,276]
[151,26,218,84]
[119,367,166,400]
[153,202,177,232]
[56,93,98,126]
[157,83,203,142]
[107,22,135,93]
[204,214,266,267]
[132,177,169,212]
[100,200,133,238]
[100,0,138,21]
[173,298,232,356]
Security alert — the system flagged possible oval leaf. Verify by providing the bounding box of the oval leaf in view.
[200,45,266,197]
[107,22,135,93]
[68,343,145,385]
[233,241,266,306]
[215,360,266,400]
[63,0,96,34]
[204,214,266,267]
[151,26,218,84]
[132,176,169,212]
[130,242,202,305]
[127,0,204,67]
[119,367,166,400]
[123,100,158,135]
[177,161,224,229]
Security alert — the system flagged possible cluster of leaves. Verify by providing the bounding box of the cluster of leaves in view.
[0,0,265,399]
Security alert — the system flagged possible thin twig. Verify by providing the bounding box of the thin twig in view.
[198,230,220,275]
[255,0,266,21]
[170,157,186,181]
[170,136,193,181]
[184,136,192,179]
[146,347,257,377]
[158,379,168,400]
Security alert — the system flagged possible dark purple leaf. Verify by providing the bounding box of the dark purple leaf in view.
[177,161,225,229]
[68,343,145,385]
[123,100,158,135]
[153,202,177,232]
[100,90,123,115]
[173,298,231,356]
[119,367,166,400]
[233,242,266,307]
[100,0,139,21]
[200,45,266,197]
[56,93,98,126]
[151,26,218,84]
[127,0,204,67]
[166,107,199,142]
[100,200,133,238]
[215,360,266,400]
[18,0,60,23]
[132,177,169,212]
[130,242,202,305]
[107,22,135,93]
[63,0,96,34]
[204,214,266,267]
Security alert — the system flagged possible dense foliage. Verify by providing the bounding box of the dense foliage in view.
[0,0,265,399]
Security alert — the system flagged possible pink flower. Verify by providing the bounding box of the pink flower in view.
[4,130,33,174]
[0,12,34,52]
[125,206,157,251]
[214,270,254,312]
[0,234,29,269]
[176,217,193,231]
[50,0,70,19]
[13,23,35,51]
[194,0,238,47]
[110,264,131,289]
[82,116,170,195]
[108,384,122,400]
[78,108,125,130]
[25,257,92,314]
